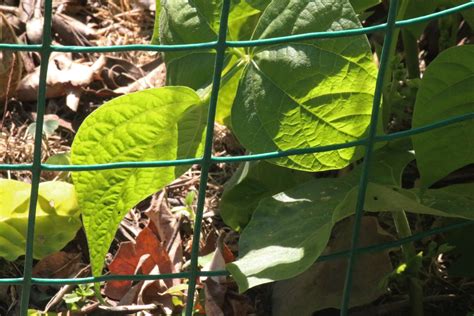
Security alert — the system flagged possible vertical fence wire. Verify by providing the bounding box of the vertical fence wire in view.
[0,0,472,314]
[184,0,231,315]
[340,0,400,314]
[19,0,54,314]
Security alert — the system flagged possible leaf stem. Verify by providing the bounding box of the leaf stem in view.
[401,30,420,79]
[392,211,424,316]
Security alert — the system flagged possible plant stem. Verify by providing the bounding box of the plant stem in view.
[382,0,411,129]
[402,30,420,79]
[392,211,424,316]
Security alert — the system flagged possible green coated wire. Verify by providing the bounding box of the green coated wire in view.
[183,0,231,314]
[340,0,400,314]
[1,219,473,286]
[1,0,472,314]
[18,0,54,314]
[0,1,472,52]
[0,112,472,172]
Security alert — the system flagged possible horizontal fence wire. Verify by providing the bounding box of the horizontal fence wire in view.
[1,219,473,286]
[0,0,473,315]
[0,112,473,172]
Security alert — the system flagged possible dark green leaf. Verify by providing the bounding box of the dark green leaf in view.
[412,45,474,187]
[220,161,313,230]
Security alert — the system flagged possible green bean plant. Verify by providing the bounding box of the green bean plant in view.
[69,0,474,313]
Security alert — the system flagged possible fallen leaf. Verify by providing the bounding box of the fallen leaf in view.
[137,265,174,315]
[32,251,81,278]
[113,63,166,94]
[32,251,82,293]
[204,279,253,316]
[104,226,173,300]
[0,13,23,100]
[203,232,235,283]
[272,216,395,315]
[15,53,105,106]
[146,192,183,275]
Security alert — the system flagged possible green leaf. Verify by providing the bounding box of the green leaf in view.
[272,217,394,314]
[244,0,271,11]
[71,87,206,277]
[350,0,381,13]
[403,1,439,38]
[228,0,265,41]
[45,152,71,166]
[227,180,474,291]
[443,218,474,277]
[0,179,81,261]
[159,0,220,90]
[355,139,415,187]
[159,0,268,126]
[150,0,161,44]
[231,0,378,172]
[412,45,474,187]
[403,1,474,38]
[27,119,59,138]
[220,161,313,230]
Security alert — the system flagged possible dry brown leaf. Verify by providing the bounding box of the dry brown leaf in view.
[32,251,82,278]
[0,12,23,101]
[15,53,105,107]
[204,279,253,316]
[137,265,174,315]
[272,216,395,316]
[203,232,235,284]
[113,62,166,94]
[104,225,173,301]
[146,192,183,275]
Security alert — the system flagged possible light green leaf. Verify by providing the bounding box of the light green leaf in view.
[0,179,81,261]
[232,0,378,172]
[220,160,313,230]
[412,45,474,187]
[228,0,264,41]
[150,0,161,44]
[27,119,59,138]
[71,87,206,277]
[46,152,71,166]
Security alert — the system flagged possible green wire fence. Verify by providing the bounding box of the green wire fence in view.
[0,0,473,315]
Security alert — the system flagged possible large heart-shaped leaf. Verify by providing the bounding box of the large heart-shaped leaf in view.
[71,87,206,277]
[231,0,377,172]
[412,45,474,187]
[0,180,80,261]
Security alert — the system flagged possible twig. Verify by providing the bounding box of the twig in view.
[98,303,159,313]
[43,265,91,312]
[1,54,16,130]
[0,5,19,14]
